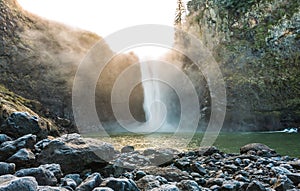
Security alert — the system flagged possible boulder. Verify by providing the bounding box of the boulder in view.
[176,180,201,191]
[151,184,180,191]
[92,187,114,191]
[246,180,266,191]
[121,146,134,153]
[40,164,63,180]
[62,174,82,186]
[0,134,12,144]
[135,175,160,190]
[198,146,220,156]
[37,186,69,191]
[240,143,276,155]
[100,177,140,191]
[7,148,35,167]
[15,166,57,186]
[0,112,50,139]
[37,134,115,174]
[0,175,38,191]
[0,162,15,176]
[0,134,36,161]
[287,173,300,185]
[75,173,102,191]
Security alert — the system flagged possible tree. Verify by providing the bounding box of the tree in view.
[174,0,186,27]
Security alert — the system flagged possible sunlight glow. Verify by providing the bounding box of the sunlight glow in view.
[17,0,187,58]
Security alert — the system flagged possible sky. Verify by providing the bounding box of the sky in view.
[17,0,187,58]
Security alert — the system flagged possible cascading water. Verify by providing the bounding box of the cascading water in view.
[140,60,167,132]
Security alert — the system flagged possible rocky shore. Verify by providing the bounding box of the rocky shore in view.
[0,112,299,191]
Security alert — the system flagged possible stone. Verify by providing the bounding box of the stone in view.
[136,175,160,190]
[176,180,201,191]
[149,149,175,166]
[272,166,292,175]
[63,174,82,186]
[289,160,300,170]
[0,134,36,161]
[143,149,157,156]
[134,170,146,181]
[274,175,295,191]
[0,162,15,176]
[0,112,49,139]
[92,187,114,191]
[40,164,63,180]
[37,134,115,174]
[0,134,12,144]
[7,148,35,167]
[15,166,57,186]
[121,146,134,153]
[246,180,266,191]
[76,173,102,191]
[287,173,300,185]
[60,178,77,190]
[151,184,180,191]
[191,162,207,176]
[101,177,140,191]
[0,175,38,191]
[198,146,220,156]
[37,186,69,191]
[240,143,276,155]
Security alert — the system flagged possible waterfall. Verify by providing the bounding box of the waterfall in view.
[140,60,166,133]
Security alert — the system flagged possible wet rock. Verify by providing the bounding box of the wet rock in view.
[287,173,300,185]
[272,166,292,175]
[0,112,50,139]
[0,162,15,176]
[40,164,63,180]
[0,134,12,144]
[198,146,220,156]
[289,160,300,170]
[136,175,160,190]
[60,178,77,190]
[191,162,207,176]
[246,180,266,191]
[240,143,276,155]
[121,146,134,153]
[100,177,140,191]
[37,186,69,191]
[0,174,38,191]
[134,170,146,181]
[15,166,57,186]
[37,134,115,174]
[63,174,82,186]
[7,148,35,167]
[92,187,114,191]
[0,134,36,161]
[176,180,201,191]
[273,175,295,191]
[76,173,102,191]
[151,184,180,191]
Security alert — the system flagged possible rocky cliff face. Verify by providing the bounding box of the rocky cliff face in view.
[183,0,300,131]
[0,0,144,130]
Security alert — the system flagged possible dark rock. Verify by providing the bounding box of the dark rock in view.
[206,178,225,187]
[240,143,276,155]
[246,180,266,191]
[134,170,146,181]
[40,164,63,180]
[37,186,69,191]
[149,149,175,166]
[37,134,115,174]
[63,174,82,186]
[121,146,134,153]
[272,166,292,175]
[142,167,191,182]
[191,162,207,176]
[76,173,102,191]
[289,160,300,170]
[136,175,160,190]
[35,138,52,152]
[0,134,12,144]
[176,180,201,191]
[198,146,220,156]
[287,173,300,185]
[60,178,77,190]
[0,174,38,191]
[15,166,57,186]
[151,184,180,191]
[0,112,50,139]
[7,148,35,167]
[92,187,114,191]
[101,177,140,191]
[274,175,295,191]
[0,134,36,161]
[143,149,157,156]
[0,162,15,176]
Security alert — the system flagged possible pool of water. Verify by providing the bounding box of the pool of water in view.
[93,132,300,158]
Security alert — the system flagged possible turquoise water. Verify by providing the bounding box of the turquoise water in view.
[98,132,300,158]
